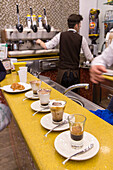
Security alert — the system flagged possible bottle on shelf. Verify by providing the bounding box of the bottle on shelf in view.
[38,15,43,28]
[26,14,31,29]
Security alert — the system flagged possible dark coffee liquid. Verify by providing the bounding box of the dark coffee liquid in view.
[41,103,48,106]
[33,90,37,95]
[33,92,38,97]
[53,119,62,122]
[34,92,37,94]
[71,133,83,141]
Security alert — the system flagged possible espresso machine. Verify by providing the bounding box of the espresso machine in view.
[1,26,60,77]
[1,27,59,58]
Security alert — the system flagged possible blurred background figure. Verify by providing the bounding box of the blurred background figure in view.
[90,41,113,125]
[0,61,12,132]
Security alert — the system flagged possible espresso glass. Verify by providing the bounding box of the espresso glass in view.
[68,114,86,148]
[38,88,51,107]
[49,99,66,124]
[30,80,41,96]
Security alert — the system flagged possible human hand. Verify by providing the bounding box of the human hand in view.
[36,39,47,49]
[90,65,107,84]
[36,39,41,45]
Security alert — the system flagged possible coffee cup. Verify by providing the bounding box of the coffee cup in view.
[30,80,41,96]
[38,88,51,107]
[68,114,86,148]
[49,99,66,124]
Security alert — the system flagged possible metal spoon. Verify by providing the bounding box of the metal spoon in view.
[32,106,49,116]
[23,98,28,101]
[62,143,94,165]
[44,120,69,137]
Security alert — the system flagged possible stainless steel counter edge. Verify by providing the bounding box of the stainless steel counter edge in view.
[39,75,104,111]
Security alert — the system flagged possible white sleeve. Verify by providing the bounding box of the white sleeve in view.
[91,41,113,67]
[81,36,93,61]
[105,32,110,41]
[45,32,61,49]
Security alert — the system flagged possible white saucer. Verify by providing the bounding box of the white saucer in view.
[40,113,69,131]
[25,90,39,99]
[31,100,50,112]
[54,131,99,161]
[2,82,31,93]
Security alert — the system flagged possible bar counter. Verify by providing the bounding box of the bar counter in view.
[1,72,113,170]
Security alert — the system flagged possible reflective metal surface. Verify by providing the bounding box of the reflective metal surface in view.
[39,76,104,111]
[66,96,84,107]
[1,27,59,57]
[63,83,89,95]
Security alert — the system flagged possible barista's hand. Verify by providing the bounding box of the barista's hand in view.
[90,65,107,84]
[36,39,41,45]
[36,39,47,49]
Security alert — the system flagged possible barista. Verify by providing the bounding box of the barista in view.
[36,14,93,89]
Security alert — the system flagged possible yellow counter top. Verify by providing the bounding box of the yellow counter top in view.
[102,74,113,81]
[1,72,113,170]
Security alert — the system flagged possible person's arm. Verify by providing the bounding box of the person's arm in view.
[36,39,47,49]
[91,40,113,67]
[81,36,94,61]
[0,61,6,82]
[36,32,61,49]
[90,65,107,84]
[90,40,113,84]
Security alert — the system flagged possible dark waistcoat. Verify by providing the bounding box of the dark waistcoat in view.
[58,31,82,70]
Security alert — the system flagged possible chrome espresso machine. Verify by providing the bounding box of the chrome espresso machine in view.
[1,27,59,57]
[1,27,60,74]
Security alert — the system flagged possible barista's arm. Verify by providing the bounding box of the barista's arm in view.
[36,39,47,49]
[36,32,61,50]
[81,36,93,61]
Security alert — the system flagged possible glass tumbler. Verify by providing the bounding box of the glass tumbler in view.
[68,114,86,148]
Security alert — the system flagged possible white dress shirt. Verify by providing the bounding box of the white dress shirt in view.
[45,29,93,61]
[91,40,113,67]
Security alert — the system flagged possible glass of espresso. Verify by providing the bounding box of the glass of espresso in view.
[49,99,67,124]
[30,80,41,96]
[68,114,86,148]
[38,88,51,107]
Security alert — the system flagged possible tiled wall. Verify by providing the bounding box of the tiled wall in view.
[0,0,79,36]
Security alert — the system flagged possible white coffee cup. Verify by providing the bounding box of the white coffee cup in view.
[18,70,27,83]
[38,88,51,107]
